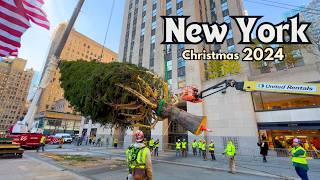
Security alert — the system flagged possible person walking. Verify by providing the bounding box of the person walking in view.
[290,138,309,180]
[257,136,269,162]
[223,140,236,173]
[176,139,181,157]
[209,140,216,160]
[37,135,46,152]
[149,138,155,155]
[59,137,64,149]
[192,140,198,156]
[130,130,153,180]
[154,139,160,157]
[198,140,202,157]
[113,137,118,148]
[201,140,207,160]
[181,139,187,157]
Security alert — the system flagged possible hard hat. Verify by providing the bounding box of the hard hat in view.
[135,130,144,142]
[183,139,186,141]
[178,139,180,141]
[293,138,300,144]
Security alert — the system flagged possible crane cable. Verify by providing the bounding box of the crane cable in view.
[99,0,116,62]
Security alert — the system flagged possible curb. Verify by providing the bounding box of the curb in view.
[154,159,297,180]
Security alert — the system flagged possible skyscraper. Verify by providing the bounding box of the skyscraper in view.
[118,0,247,148]
[0,58,33,133]
[37,23,118,114]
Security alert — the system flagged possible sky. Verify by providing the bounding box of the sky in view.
[18,0,312,72]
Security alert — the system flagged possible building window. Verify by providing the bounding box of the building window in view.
[252,92,320,111]
[227,45,236,52]
[177,67,185,77]
[221,1,228,11]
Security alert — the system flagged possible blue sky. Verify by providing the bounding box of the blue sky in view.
[19,0,312,71]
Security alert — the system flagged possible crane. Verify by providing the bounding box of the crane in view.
[182,79,320,103]
[11,0,86,134]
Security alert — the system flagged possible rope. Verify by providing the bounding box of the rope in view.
[99,0,116,61]
[156,99,166,116]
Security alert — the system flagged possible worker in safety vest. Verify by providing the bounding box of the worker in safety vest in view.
[113,137,118,148]
[192,140,198,156]
[37,135,46,152]
[198,140,202,157]
[125,144,135,180]
[154,139,160,157]
[130,130,153,180]
[59,137,64,148]
[290,138,309,180]
[176,139,181,157]
[223,140,236,173]
[149,138,155,153]
[209,140,216,160]
[201,140,207,160]
[181,139,187,157]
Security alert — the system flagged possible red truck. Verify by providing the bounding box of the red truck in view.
[6,126,60,149]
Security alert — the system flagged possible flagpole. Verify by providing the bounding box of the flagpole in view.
[13,0,86,133]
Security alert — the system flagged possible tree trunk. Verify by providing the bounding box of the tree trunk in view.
[160,105,206,135]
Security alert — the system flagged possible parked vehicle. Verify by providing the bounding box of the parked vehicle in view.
[54,133,72,143]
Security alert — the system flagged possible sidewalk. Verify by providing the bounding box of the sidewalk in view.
[77,146,319,180]
[0,156,88,180]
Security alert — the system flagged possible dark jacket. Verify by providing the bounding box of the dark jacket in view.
[258,141,269,156]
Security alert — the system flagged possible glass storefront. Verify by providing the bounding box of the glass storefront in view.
[258,129,320,152]
[252,92,320,111]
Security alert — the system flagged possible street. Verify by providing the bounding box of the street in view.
[1,144,319,180]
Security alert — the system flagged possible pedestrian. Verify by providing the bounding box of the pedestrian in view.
[257,136,269,162]
[85,135,88,145]
[130,130,153,180]
[113,137,118,148]
[89,136,92,145]
[198,139,202,157]
[192,140,198,156]
[125,144,134,180]
[37,135,46,152]
[201,140,207,160]
[209,140,216,160]
[154,139,160,157]
[59,136,64,149]
[290,138,309,180]
[176,139,181,157]
[97,137,101,147]
[149,138,155,154]
[181,139,187,157]
[223,140,236,174]
[92,135,96,146]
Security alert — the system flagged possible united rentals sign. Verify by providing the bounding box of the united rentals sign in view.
[242,81,320,95]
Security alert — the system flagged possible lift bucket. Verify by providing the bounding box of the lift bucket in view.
[160,105,207,135]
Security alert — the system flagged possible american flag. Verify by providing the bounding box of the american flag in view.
[0,0,49,57]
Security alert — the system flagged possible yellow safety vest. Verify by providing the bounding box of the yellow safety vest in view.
[155,142,160,148]
[209,143,214,151]
[201,143,206,151]
[198,142,202,150]
[149,139,154,147]
[192,142,198,148]
[225,143,236,156]
[291,146,308,165]
[135,147,150,169]
[182,142,187,149]
[126,148,135,169]
[176,142,181,150]
[40,136,46,144]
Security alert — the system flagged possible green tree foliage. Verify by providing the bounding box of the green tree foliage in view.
[59,60,164,129]
[207,60,240,79]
